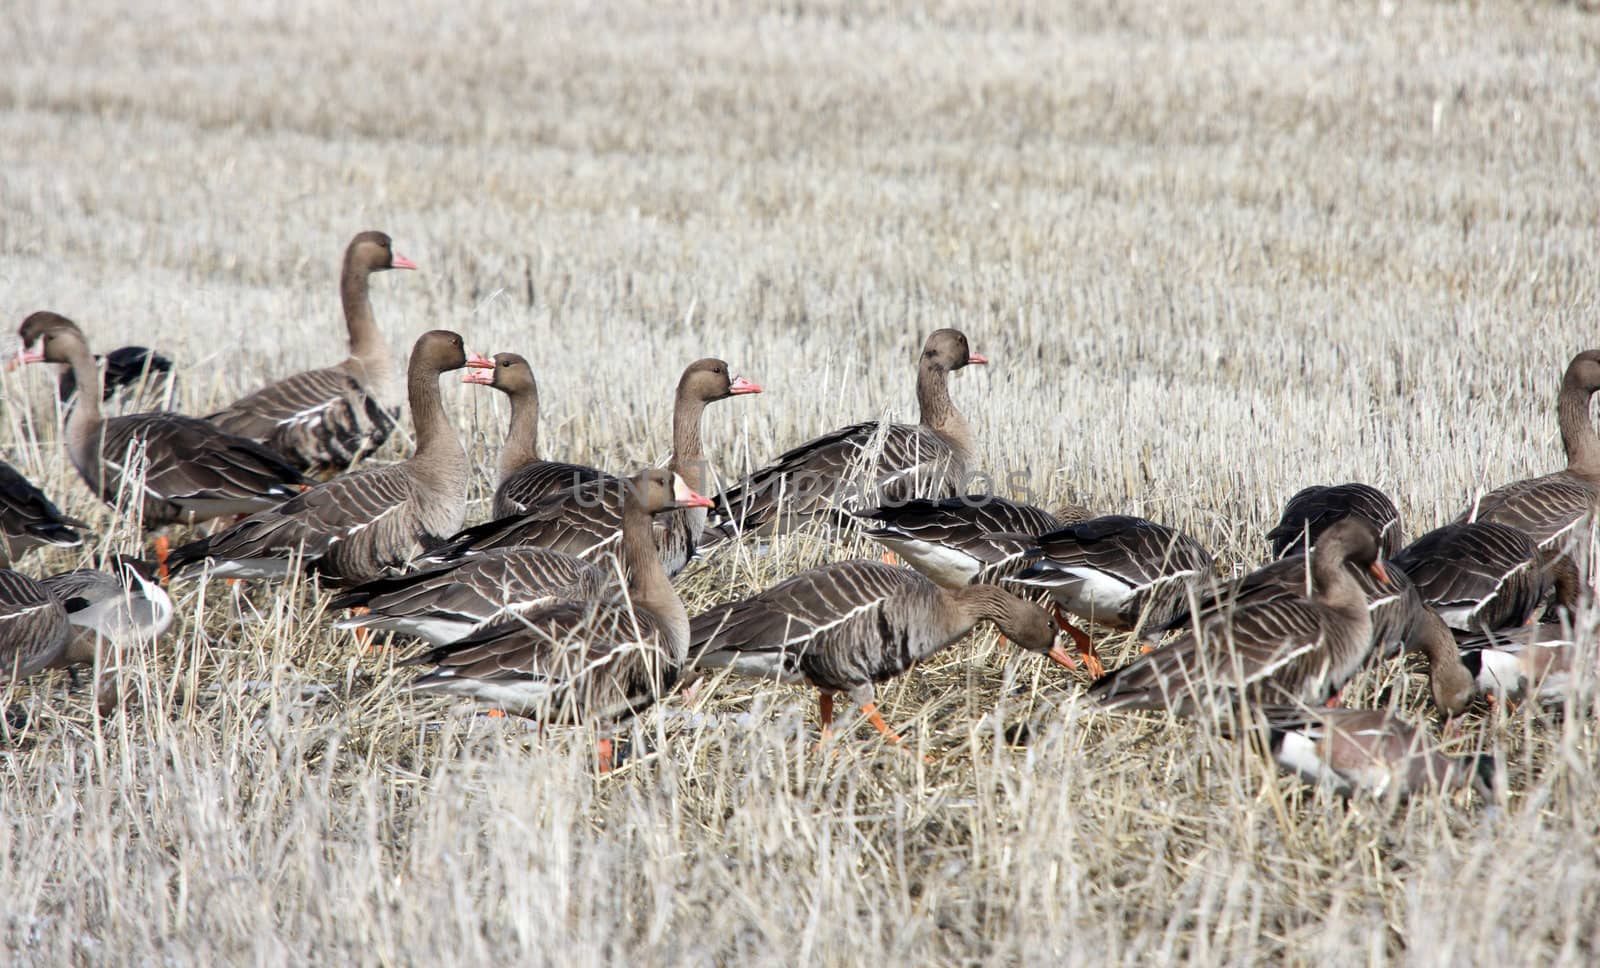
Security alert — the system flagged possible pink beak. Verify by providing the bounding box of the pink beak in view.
[729,376,763,395]
[462,367,495,385]
[465,351,495,369]
[6,346,45,370]
[677,488,715,510]
[967,353,989,366]
[390,253,418,271]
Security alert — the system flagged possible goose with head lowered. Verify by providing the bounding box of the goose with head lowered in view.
[0,568,71,680]
[856,495,1092,587]
[1266,482,1403,559]
[0,459,87,566]
[426,357,760,577]
[166,331,492,585]
[207,231,415,478]
[687,559,1071,748]
[17,313,306,575]
[402,469,713,728]
[1089,519,1391,717]
[703,328,986,547]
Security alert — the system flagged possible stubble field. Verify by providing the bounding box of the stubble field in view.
[3,0,1600,963]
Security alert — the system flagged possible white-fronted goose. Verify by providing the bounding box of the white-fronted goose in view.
[329,547,605,645]
[1458,350,1600,554]
[429,358,761,577]
[1390,522,1545,633]
[687,559,1069,745]
[463,352,605,516]
[704,329,986,546]
[1007,515,1215,676]
[1256,707,1494,800]
[207,231,415,477]
[1088,519,1389,716]
[403,470,713,725]
[166,330,492,585]
[856,495,1092,587]
[1266,482,1403,558]
[18,313,305,573]
[0,568,70,680]
[0,460,87,566]
[1456,622,1582,705]
[15,312,176,414]
[39,556,174,667]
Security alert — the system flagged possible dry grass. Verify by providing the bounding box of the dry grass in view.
[3,0,1600,962]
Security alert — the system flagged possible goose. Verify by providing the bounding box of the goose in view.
[1390,522,1545,633]
[17,313,306,575]
[1088,519,1389,716]
[1455,621,1584,705]
[39,556,174,667]
[0,460,87,566]
[1007,515,1215,677]
[1153,553,1472,715]
[207,231,415,477]
[855,495,1092,587]
[328,547,605,645]
[426,358,761,577]
[687,559,1069,746]
[1265,482,1403,558]
[0,568,70,680]
[165,330,492,585]
[1457,350,1600,609]
[1254,707,1494,800]
[14,312,176,414]
[403,469,713,726]
[463,352,606,516]
[704,329,986,546]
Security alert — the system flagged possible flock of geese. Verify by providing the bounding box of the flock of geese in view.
[1,230,1594,797]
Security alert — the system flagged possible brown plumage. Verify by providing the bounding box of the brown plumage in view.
[856,495,1093,587]
[1257,707,1494,800]
[704,329,986,546]
[0,568,70,680]
[463,352,604,517]
[1089,519,1389,716]
[166,331,491,584]
[403,470,714,725]
[18,313,305,531]
[1391,522,1545,633]
[688,559,1070,744]
[1456,621,1582,705]
[207,231,416,477]
[0,459,87,566]
[1266,482,1403,558]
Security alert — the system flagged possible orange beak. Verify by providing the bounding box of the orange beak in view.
[1369,561,1392,586]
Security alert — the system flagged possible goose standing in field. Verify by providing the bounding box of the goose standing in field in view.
[1266,482,1403,558]
[703,328,986,547]
[207,231,415,477]
[17,313,306,575]
[466,352,605,516]
[428,358,761,576]
[0,568,70,680]
[1254,706,1494,800]
[1390,522,1545,633]
[1457,349,1600,609]
[403,470,713,728]
[165,331,492,585]
[688,559,1071,746]
[0,460,87,566]
[1088,519,1389,716]
[329,547,605,645]
[1007,515,1215,677]
[1455,621,1587,705]
[856,495,1093,587]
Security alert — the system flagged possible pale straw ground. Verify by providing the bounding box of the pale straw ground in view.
[2,0,1600,963]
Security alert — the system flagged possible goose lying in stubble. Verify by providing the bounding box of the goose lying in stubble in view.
[0,460,87,566]
[1457,350,1600,610]
[18,313,306,574]
[207,231,415,477]
[1266,482,1403,558]
[0,568,70,680]
[1390,522,1545,634]
[427,358,761,577]
[166,331,492,585]
[687,559,1070,746]
[1007,515,1215,677]
[1255,706,1494,801]
[1455,621,1587,706]
[703,329,986,547]
[1088,519,1390,716]
[855,495,1093,587]
[403,470,713,726]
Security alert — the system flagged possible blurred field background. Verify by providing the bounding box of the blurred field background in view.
[3,0,1600,963]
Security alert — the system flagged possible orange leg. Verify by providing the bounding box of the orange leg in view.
[349,606,374,652]
[596,737,615,773]
[818,691,835,744]
[1324,690,1343,709]
[859,701,903,744]
[153,535,171,582]
[880,550,900,566]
